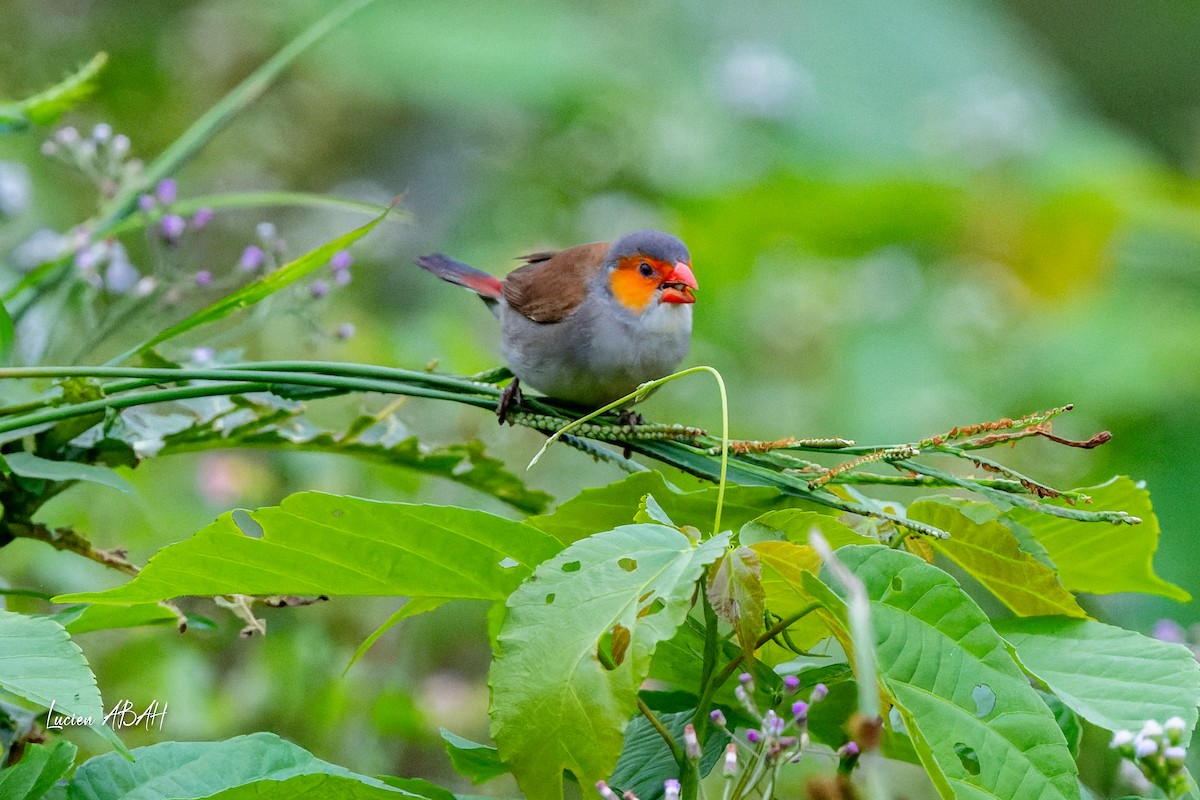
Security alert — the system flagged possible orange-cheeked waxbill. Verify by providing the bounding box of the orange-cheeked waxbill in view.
[415,230,698,414]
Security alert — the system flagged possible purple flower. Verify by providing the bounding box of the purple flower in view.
[738,672,753,687]
[746,729,762,744]
[156,178,177,205]
[336,322,356,340]
[239,244,265,272]
[104,244,139,294]
[191,346,216,364]
[310,279,330,299]
[791,701,808,723]
[810,683,828,703]
[330,250,352,272]
[783,675,800,694]
[195,270,213,288]
[709,709,726,727]
[1152,619,1186,644]
[333,267,351,286]
[764,710,785,736]
[663,778,680,800]
[138,194,156,213]
[839,741,860,758]
[192,207,214,230]
[159,213,186,244]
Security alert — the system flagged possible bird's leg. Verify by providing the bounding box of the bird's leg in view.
[616,408,644,458]
[496,377,524,425]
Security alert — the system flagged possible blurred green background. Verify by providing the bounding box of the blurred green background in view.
[1,0,1198,795]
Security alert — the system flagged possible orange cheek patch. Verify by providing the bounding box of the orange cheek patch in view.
[610,263,658,311]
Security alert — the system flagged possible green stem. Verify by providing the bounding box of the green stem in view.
[693,591,723,740]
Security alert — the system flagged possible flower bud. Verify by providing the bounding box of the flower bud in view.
[810,683,828,703]
[723,743,737,777]
[336,322,356,340]
[239,244,265,272]
[684,724,701,761]
[192,207,214,229]
[792,701,808,724]
[595,781,619,800]
[159,213,186,244]
[1109,729,1134,750]
[709,708,726,727]
[663,778,680,800]
[310,279,330,299]
[1164,716,1186,745]
[738,672,753,688]
[783,675,800,694]
[138,194,156,213]
[92,123,113,142]
[1165,745,1187,769]
[746,729,762,744]
[156,178,177,205]
[195,270,213,288]
[1134,736,1158,759]
[330,250,352,271]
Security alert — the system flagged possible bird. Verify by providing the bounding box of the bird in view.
[415,229,697,421]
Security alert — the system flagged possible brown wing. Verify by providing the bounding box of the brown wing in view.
[502,241,609,323]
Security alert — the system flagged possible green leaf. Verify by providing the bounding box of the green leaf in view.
[114,207,392,363]
[0,53,106,131]
[706,547,764,656]
[739,509,870,548]
[907,497,1087,618]
[1007,477,1189,601]
[607,710,729,798]
[55,493,562,604]
[3,452,132,493]
[0,741,76,800]
[825,547,1080,800]
[375,777,454,800]
[750,541,830,650]
[490,525,729,800]
[53,603,183,635]
[346,598,448,673]
[438,729,509,784]
[995,616,1200,740]
[0,609,128,758]
[65,733,418,799]
[529,471,819,546]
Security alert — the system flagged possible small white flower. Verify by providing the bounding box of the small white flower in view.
[1165,745,1187,768]
[1134,736,1158,759]
[92,123,113,142]
[1140,720,1164,739]
[1110,729,1135,749]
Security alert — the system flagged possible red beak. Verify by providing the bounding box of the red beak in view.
[660,261,698,304]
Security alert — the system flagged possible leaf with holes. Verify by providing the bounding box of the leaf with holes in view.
[908,497,1087,618]
[706,547,764,656]
[996,616,1200,740]
[489,524,728,800]
[54,493,562,604]
[1006,477,1188,601]
[822,546,1080,800]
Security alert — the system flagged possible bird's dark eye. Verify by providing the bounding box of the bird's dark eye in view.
[638,261,655,278]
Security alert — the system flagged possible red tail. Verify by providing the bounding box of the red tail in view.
[415,253,503,300]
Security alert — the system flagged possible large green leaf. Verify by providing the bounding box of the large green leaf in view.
[0,741,76,800]
[528,471,820,545]
[1006,477,1188,601]
[490,525,728,800]
[3,452,132,493]
[751,541,831,650]
[908,497,1086,618]
[0,610,126,757]
[65,733,417,799]
[739,509,868,549]
[55,493,561,604]
[995,616,1200,739]
[826,547,1080,800]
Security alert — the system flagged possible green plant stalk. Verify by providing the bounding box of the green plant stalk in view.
[4,0,379,312]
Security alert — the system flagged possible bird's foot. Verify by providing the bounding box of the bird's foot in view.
[496,378,524,425]
[616,408,644,458]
